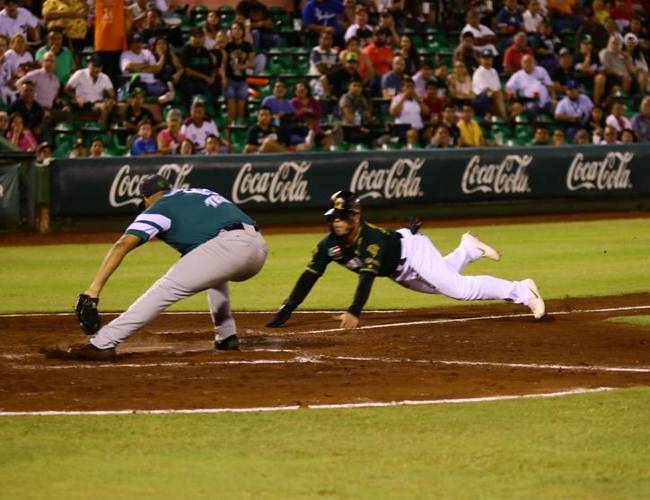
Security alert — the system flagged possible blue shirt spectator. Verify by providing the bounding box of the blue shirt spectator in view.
[261,80,295,118]
[495,0,523,35]
[302,0,344,34]
[131,137,157,156]
[631,96,650,142]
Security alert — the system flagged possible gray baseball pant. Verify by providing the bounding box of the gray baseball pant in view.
[91,225,267,349]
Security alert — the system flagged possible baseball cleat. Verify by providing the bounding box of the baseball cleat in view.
[523,279,545,319]
[67,343,116,361]
[215,334,240,351]
[462,232,501,261]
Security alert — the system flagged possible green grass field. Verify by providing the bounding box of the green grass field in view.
[609,315,650,326]
[2,217,650,498]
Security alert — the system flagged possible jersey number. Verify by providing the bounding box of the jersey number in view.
[184,188,230,208]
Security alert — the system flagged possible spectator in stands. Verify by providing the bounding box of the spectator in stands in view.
[397,34,420,75]
[302,0,345,44]
[5,33,33,79]
[120,33,167,98]
[472,50,507,118]
[339,77,373,125]
[202,134,220,155]
[495,0,522,39]
[412,62,435,98]
[403,127,421,149]
[66,54,115,128]
[532,19,560,72]
[89,137,108,158]
[454,32,479,74]
[576,7,610,55]
[339,36,374,85]
[531,126,550,145]
[122,87,156,135]
[552,48,577,93]
[68,137,85,157]
[606,99,632,132]
[422,79,445,125]
[523,0,544,34]
[131,120,157,156]
[627,17,648,50]
[35,141,53,165]
[610,0,633,31]
[290,80,322,133]
[141,7,182,48]
[593,0,610,26]
[623,32,649,93]
[554,80,593,137]
[363,27,394,94]
[427,125,452,148]
[551,128,566,145]
[152,37,183,105]
[381,55,406,98]
[8,79,43,137]
[457,104,485,147]
[42,0,87,52]
[389,77,425,139]
[0,0,40,44]
[589,105,606,142]
[180,27,221,110]
[18,51,59,111]
[5,111,36,150]
[129,0,151,31]
[321,51,362,99]
[506,55,555,115]
[236,0,279,51]
[344,4,374,46]
[573,128,590,144]
[224,21,254,125]
[447,60,474,108]
[180,97,221,152]
[621,128,636,143]
[157,107,185,155]
[575,35,598,81]
[440,105,460,146]
[262,80,295,120]
[600,124,621,144]
[631,95,650,142]
[244,105,287,153]
[504,32,534,75]
[202,10,222,50]
[598,35,633,102]
[35,29,74,86]
[547,0,579,32]
[0,34,15,105]
[179,138,195,155]
[604,17,624,45]
[461,9,498,58]
[309,31,340,87]
[0,110,8,136]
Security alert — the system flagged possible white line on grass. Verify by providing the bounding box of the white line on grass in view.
[0,387,615,417]
[296,304,650,334]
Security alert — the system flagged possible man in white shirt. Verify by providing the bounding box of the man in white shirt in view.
[309,30,339,76]
[505,54,555,114]
[522,0,544,33]
[389,78,424,141]
[180,98,221,151]
[0,0,40,43]
[344,4,374,46]
[120,33,166,97]
[65,54,116,127]
[472,50,506,118]
[461,9,499,57]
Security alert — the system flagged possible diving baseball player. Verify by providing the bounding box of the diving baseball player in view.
[70,174,267,360]
[266,190,544,329]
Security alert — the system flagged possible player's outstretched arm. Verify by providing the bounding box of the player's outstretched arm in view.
[335,271,376,329]
[266,270,319,328]
[84,234,142,298]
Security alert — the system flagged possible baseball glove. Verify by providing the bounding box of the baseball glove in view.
[74,294,101,335]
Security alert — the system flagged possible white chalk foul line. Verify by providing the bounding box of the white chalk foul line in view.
[297,304,650,334]
[0,387,616,417]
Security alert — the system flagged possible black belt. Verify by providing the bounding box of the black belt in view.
[221,222,260,233]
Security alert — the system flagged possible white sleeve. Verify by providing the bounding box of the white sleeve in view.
[344,25,357,42]
[472,70,485,94]
[119,52,130,73]
[208,120,219,137]
[101,74,114,91]
[505,73,518,92]
[126,212,172,240]
[67,70,81,89]
[605,115,617,128]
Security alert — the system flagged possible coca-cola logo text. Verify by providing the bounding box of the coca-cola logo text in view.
[566,152,633,191]
[231,162,310,204]
[351,158,424,200]
[109,164,193,207]
[462,155,531,194]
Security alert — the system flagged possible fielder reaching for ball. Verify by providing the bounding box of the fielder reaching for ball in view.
[69,174,267,360]
[266,190,545,330]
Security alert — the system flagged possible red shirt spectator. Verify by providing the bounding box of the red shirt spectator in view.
[503,32,534,74]
[362,28,393,77]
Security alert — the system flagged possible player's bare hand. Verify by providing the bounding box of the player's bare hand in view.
[333,312,359,329]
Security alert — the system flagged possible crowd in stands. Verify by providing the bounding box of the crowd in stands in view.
[1,0,650,158]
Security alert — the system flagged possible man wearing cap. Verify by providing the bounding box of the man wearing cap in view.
[180,97,221,151]
[120,33,167,97]
[65,54,115,127]
[122,87,156,135]
[554,80,593,137]
[472,50,507,118]
[576,7,610,54]
[552,48,578,94]
[68,175,268,360]
[321,51,362,99]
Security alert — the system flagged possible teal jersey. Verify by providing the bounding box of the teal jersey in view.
[307,222,402,277]
[125,188,256,255]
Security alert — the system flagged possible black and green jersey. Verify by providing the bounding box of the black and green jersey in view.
[125,188,255,255]
[306,222,402,277]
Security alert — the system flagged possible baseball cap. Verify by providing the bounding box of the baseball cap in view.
[345,51,359,62]
[355,4,367,13]
[191,96,206,106]
[88,53,103,66]
[558,47,571,56]
[139,174,171,198]
[189,27,204,37]
[624,33,639,45]
[128,33,143,44]
[479,49,493,58]
[565,79,579,90]
[581,34,593,44]
[36,141,52,153]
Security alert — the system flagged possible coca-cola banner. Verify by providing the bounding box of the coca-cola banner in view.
[50,146,650,217]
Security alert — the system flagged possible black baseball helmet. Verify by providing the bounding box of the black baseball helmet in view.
[324,190,361,219]
[139,174,171,198]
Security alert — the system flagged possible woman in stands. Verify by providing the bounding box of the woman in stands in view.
[5,34,33,80]
[203,10,222,50]
[6,112,37,151]
[153,37,184,105]
[396,35,421,75]
[290,80,323,134]
[623,32,649,93]
[447,60,475,108]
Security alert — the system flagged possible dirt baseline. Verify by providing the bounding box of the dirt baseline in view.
[0,294,649,413]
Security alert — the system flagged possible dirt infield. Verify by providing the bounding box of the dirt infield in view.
[1,293,649,413]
